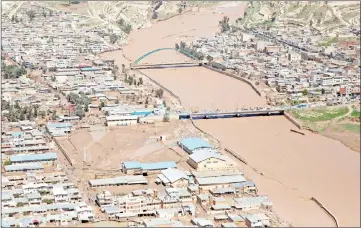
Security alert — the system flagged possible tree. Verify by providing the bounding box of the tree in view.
[178,7,183,14]
[16,202,24,207]
[42,11,47,17]
[321,88,326,94]
[40,111,46,118]
[124,24,132,34]
[163,113,170,122]
[206,55,213,65]
[175,43,180,49]
[155,88,164,98]
[26,10,36,21]
[180,41,186,49]
[99,102,105,110]
[163,100,167,107]
[302,89,308,96]
[42,199,53,204]
[121,64,125,73]
[4,160,12,166]
[109,33,118,44]
[139,77,143,85]
[219,16,230,33]
[11,15,15,22]
[75,105,85,119]
[152,12,158,19]
[51,111,57,120]
[14,101,20,110]
[104,111,109,116]
[115,99,119,104]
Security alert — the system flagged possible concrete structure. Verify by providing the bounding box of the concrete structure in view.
[178,137,213,154]
[192,171,246,191]
[88,176,148,188]
[157,168,189,188]
[9,153,57,164]
[4,163,44,172]
[121,161,177,174]
[106,115,138,127]
[187,152,236,171]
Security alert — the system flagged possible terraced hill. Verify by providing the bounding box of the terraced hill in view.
[240,1,360,33]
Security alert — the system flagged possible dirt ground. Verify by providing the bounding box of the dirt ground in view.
[57,121,185,170]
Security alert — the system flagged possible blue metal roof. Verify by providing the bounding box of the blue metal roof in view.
[4,163,44,172]
[123,161,142,169]
[10,153,58,162]
[12,132,24,137]
[141,161,176,171]
[178,137,213,152]
[80,67,101,71]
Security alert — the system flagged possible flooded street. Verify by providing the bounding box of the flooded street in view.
[101,2,360,227]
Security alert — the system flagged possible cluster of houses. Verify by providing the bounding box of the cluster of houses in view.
[90,137,280,227]
[1,120,95,227]
[1,3,114,70]
[188,25,360,107]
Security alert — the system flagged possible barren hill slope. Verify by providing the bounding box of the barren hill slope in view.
[240,1,360,33]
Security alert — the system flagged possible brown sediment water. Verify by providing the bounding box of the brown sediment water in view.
[195,117,360,227]
[142,67,266,111]
[100,2,360,227]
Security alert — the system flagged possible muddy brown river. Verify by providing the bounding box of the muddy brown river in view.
[101,2,360,226]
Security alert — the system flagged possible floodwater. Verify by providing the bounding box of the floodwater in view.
[101,2,360,227]
[196,117,360,227]
[142,67,266,111]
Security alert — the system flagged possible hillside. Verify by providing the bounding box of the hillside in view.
[239,1,360,33]
[40,1,217,45]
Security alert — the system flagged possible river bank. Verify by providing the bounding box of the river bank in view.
[98,2,360,226]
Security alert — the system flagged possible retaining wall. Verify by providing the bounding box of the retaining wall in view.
[283,112,303,130]
[45,127,73,166]
[311,197,339,227]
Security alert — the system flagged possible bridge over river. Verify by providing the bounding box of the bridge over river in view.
[177,109,285,120]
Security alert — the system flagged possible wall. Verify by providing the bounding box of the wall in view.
[283,112,303,130]
[107,119,138,127]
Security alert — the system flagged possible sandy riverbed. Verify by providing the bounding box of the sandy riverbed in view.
[99,1,360,226]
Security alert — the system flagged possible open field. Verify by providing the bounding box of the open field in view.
[290,105,360,152]
[57,122,184,170]
[290,106,349,122]
[195,116,360,227]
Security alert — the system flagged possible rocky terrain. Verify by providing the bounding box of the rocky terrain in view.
[239,1,360,33]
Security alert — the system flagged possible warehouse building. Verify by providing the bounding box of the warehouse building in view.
[178,137,213,154]
[192,171,246,191]
[121,161,177,175]
[9,153,58,164]
[187,152,237,171]
[157,168,189,188]
[88,176,148,188]
[4,163,44,172]
[233,196,272,211]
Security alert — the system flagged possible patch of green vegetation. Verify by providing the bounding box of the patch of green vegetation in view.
[291,107,349,122]
[317,37,338,47]
[351,107,360,117]
[340,123,360,134]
